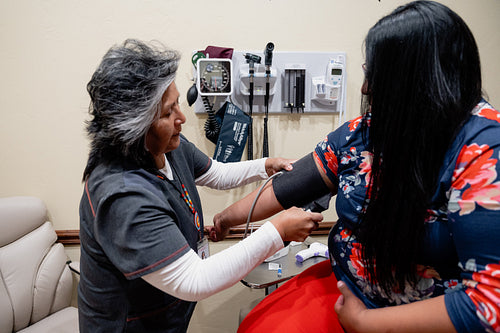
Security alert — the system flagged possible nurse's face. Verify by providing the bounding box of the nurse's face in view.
[146,82,186,168]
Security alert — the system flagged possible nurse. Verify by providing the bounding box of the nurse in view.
[78,39,323,332]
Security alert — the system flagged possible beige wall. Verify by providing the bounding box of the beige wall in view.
[0,0,499,230]
[0,1,499,332]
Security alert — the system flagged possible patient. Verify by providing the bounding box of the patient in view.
[212,1,500,332]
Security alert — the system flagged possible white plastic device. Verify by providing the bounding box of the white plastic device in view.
[264,245,290,262]
[196,58,233,96]
[326,58,344,86]
[311,56,345,111]
[238,63,278,96]
[295,242,329,263]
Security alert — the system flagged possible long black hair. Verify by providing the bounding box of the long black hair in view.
[83,39,180,181]
[358,1,482,294]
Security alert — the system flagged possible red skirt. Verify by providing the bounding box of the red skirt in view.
[238,260,344,333]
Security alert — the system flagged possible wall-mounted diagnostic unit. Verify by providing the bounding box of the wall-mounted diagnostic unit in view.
[193,50,346,120]
[311,58,344,108]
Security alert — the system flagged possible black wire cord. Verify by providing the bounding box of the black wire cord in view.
[263,78,269,158]
[202,96,220,144]
[247,70,254,160]
[244,171,283,238]
[262,42,274,158]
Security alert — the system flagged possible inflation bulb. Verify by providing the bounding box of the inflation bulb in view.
[186,83,198,107]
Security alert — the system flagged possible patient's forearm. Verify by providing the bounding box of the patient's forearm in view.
[337,292,456,333]
[215,181,284,228]
[363,296,455,333]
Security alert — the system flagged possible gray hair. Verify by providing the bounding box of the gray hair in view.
[86,39,180,157]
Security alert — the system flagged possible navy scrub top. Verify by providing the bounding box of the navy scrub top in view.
[78,135,211,333]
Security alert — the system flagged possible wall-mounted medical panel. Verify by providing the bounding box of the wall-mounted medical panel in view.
[193,50,346,118]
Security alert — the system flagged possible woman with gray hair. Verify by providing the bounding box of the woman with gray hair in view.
[79,39,323,332]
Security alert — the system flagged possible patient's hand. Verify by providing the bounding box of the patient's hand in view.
[335,280,368,332]
[208,213,230,242]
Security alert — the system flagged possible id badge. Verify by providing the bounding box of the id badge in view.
[197,236,209,259]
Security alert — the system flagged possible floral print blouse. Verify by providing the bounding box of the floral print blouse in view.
[314,100,500,332]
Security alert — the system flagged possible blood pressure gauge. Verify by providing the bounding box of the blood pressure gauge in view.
[196,58,233,96]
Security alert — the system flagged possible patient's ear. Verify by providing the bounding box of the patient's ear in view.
[361,79,372,107]
[361,79,370,96]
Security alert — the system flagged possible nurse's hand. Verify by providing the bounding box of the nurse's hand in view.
[271,207,323,242]
[265,157,295,176]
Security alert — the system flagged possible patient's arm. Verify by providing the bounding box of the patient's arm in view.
[210,153,335,242]
[209,181,283,241]
[335,282,456,333]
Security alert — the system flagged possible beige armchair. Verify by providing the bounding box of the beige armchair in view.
[0,196,79,332]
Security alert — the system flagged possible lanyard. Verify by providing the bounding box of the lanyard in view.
[155,164,201,240]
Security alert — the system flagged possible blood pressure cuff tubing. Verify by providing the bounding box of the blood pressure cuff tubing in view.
[272,152,331,210]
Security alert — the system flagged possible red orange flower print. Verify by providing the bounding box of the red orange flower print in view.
[359,151,373,187]
[450,144,500,215]
[464,262,500,332]
[340,228,353,240]
[315,146,339,177]
[477,107,500,123]
[313,151,327,176]
[348,116,363,132]
[325,146,339,176]
[349,242,370,280]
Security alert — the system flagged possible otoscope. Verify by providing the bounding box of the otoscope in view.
[244,53,261,160]
[263,42,274,158]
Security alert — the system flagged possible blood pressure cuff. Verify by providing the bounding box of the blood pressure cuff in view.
[201,46,234,59]
[213,102,250,163]
[272,152,331,211]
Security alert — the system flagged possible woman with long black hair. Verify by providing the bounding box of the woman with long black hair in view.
[213,1,500,332]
